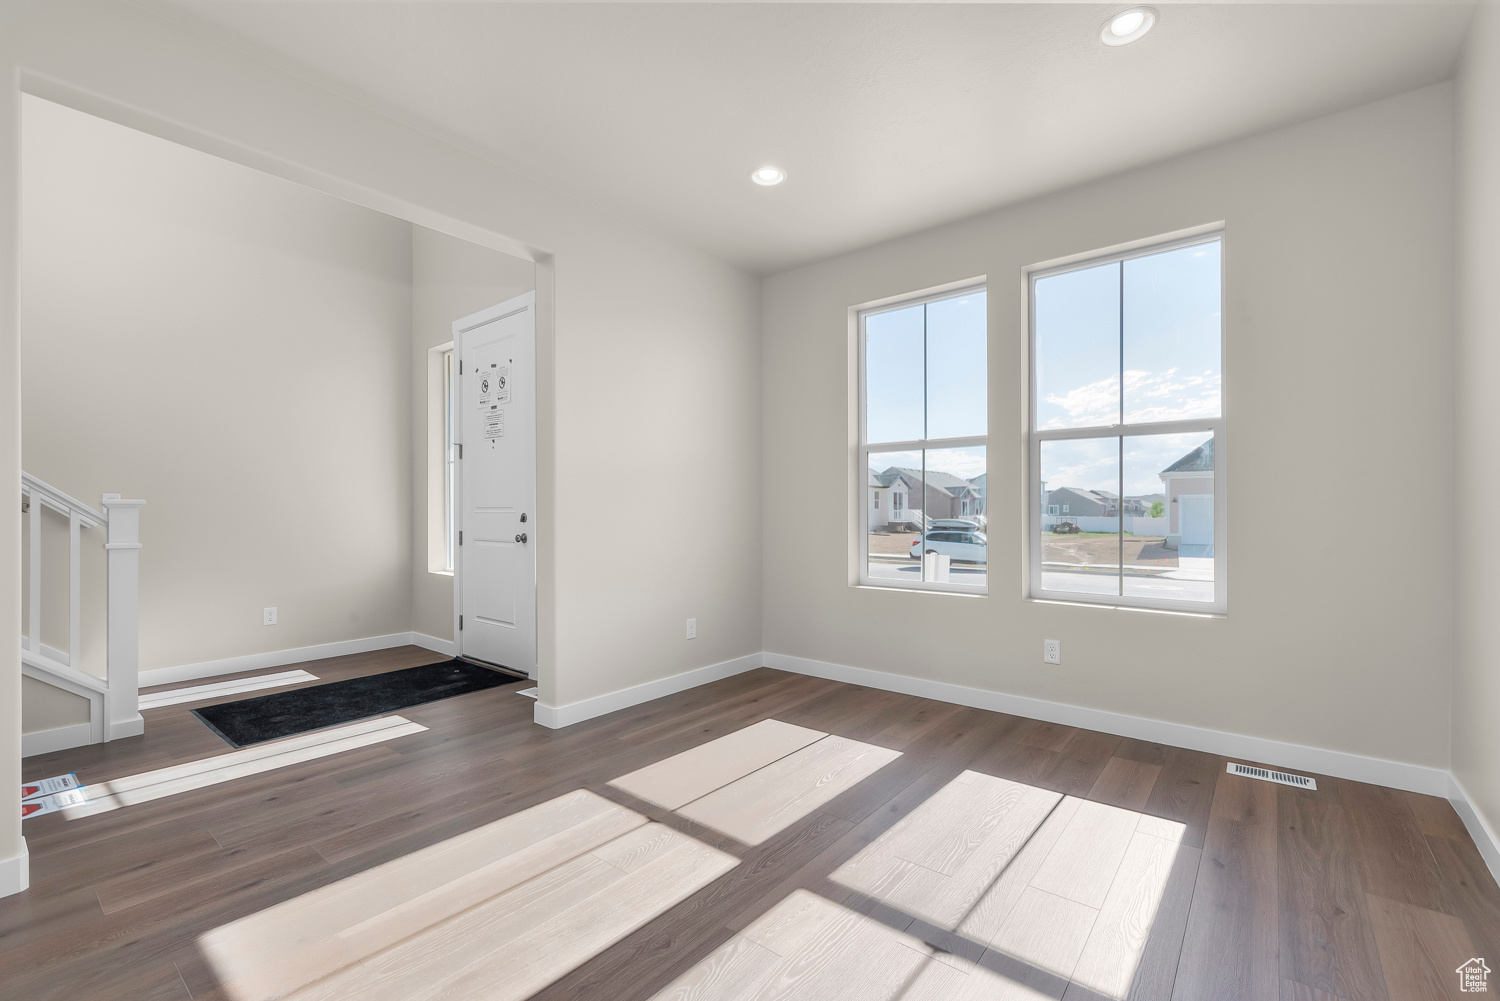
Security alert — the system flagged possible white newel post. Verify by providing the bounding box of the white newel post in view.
[102,493,145,740]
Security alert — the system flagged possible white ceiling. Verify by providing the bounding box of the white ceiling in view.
[149,2,1474,275]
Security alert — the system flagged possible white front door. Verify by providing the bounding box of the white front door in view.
[455,292,536,677]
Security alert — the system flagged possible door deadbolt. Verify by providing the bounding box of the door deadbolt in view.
[519,512,527,523]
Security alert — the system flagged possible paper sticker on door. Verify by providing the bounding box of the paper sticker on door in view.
[477,371,493,408]
[485,407,505,440]
[495,364,511,405]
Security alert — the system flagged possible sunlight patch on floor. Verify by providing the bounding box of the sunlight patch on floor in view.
[610,718,828,810]
[610,718,902,845]
[138,669,320,710]
[677,734,901,844]
[654,889,1055,1001]
[653,768,1187,1000]
[830,770,1187,1000]
[197,789,738,1001]
[195,724,1181,1000]
[61,715,427,819]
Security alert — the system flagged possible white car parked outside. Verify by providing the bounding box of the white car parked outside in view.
[910,530,988,564]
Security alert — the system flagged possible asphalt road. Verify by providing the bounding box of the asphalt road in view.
[1041,569,1214,603]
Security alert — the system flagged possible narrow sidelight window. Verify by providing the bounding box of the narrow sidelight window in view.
[444,348,456,572]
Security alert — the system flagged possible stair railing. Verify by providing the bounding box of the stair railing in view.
[21,472,144,743]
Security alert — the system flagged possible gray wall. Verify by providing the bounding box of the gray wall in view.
[5,0,764,745]
[21,95,414,697]
[763,83,1455,769]
[1455,0,1500,850]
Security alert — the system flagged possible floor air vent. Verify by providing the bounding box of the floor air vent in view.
[1227,761,1317,790]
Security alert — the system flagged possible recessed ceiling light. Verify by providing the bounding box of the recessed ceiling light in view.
[1101,7,1156,46]
[750,166,787,186]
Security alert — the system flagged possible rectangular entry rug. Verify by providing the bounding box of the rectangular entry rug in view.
[192,659,520,747]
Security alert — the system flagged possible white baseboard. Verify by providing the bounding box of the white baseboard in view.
[764,652,1453,798]
[115,635,1500,885]
[139,632,437,688]
[22,722,94,758]
[410,632,457,658]
[534,652,763,729]
[0,841,28,899]
[1449,773,1500,884]
[109,714,145,741]
[31,632,1500,888]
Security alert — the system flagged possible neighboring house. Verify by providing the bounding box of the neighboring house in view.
[1159,437,1214,554]
[1045,486,1119,517]
[868,469,911,529]
[968,473,987,517]
[935,470,983,519]
[1125,493,1166,517]
[884,467,982,521]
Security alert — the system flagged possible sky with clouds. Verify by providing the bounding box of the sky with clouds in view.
[864,240,1220,495]
[1035,240,1221,495]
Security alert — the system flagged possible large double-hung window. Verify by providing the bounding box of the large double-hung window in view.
[1028,229,1225,611]
[860,284,987,593]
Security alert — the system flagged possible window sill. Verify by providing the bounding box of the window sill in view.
[854,583,986,598]
[1027,596,1223,618]
[428,569,454,578]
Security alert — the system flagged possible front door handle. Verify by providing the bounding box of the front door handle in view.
[515,533,528,544]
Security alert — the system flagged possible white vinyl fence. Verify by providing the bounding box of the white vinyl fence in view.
[1043,515,1168,536]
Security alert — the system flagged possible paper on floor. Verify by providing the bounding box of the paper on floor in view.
[22,772,80,802]
[23,787,88,819]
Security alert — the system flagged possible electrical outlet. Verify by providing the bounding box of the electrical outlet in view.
[1043,638,1061,665]
[263,607,278,626]
[686,617,697,640]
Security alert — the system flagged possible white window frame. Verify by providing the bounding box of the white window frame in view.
[1025,224,1227,613]
[443,347,456,572]
[857,280,988,595]
[425,342,457,576]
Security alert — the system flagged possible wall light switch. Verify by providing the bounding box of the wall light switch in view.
[263,607,278,626]
[686,618,697,640]
[1043,639,1061,665]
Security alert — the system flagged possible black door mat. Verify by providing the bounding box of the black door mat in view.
[191,659,521,747]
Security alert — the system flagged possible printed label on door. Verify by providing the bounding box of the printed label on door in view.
[485,407,505,440]
[495,364,511,405]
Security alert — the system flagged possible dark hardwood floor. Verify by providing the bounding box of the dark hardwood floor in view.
[3,646,1496,1000]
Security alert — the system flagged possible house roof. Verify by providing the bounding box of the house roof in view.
[871,469,907,489]
[1161,437,1215,474]
[924,470,971,491]
[1049,488,1163,506]
[883,466,975,497]
[1050,486,1116,504]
